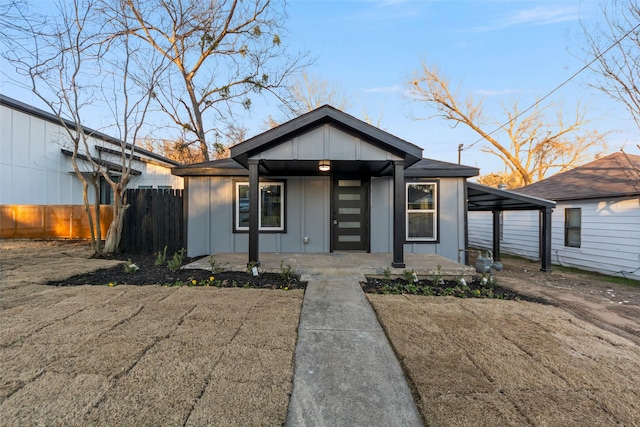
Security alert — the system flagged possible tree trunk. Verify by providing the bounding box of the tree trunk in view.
[103,188,129,253]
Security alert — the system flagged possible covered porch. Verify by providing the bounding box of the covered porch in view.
[186,252,475,281]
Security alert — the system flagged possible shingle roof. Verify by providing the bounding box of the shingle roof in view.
[515,152,640,201]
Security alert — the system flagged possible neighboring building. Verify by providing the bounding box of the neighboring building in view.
[469,152,640,281]
[0,94,183,206]
[173,105,479,267]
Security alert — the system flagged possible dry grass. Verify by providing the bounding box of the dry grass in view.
[368,294,640,426]
[0,240,303,426]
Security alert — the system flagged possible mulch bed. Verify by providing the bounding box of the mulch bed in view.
[46,252,307,289]
[363,276,548,303]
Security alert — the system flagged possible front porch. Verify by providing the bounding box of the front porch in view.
[185,252,475,281]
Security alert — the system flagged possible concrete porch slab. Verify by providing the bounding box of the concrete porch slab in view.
[184,252,475,281]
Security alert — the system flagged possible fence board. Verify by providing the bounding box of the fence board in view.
[122,189,184,254]
[0,205,113,239]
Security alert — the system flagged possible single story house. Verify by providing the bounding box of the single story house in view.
[172,105,481,267]
[469,152,640,281]
[0,94,183,206]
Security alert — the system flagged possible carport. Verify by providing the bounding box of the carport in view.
[466,182,556,272]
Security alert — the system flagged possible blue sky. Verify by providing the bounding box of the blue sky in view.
[2,0,638,174]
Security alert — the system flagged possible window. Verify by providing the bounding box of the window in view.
[137,185,153,189]
[564,208,581,248]
[406,182,437,241]
[158,186,172,191]
[235,181,285,232]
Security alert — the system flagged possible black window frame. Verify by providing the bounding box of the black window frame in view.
[564,208,581,248]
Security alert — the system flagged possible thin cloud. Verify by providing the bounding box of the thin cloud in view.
[469,6,579,32]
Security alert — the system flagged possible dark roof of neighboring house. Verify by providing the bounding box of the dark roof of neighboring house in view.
[229,105,424,168]
[1,94,181,167]
[514,152,640,201]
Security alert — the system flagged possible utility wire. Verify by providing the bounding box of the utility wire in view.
[463,20,640,152]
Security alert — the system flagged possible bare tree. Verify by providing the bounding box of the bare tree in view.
[582,0,640,129]
[3,0,162,253]
[103,0,307,160]
[409,62,607,187]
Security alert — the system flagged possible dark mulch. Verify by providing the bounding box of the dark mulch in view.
[46,252,307,289]
[362,276,548,303]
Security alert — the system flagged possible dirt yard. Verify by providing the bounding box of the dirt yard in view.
[369,255,640,426]
[0,240,303,426]
[2,240,640,426]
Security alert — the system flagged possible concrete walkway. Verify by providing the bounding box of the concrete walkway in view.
[285,271,423,426]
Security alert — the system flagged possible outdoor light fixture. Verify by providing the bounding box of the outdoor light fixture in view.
[318,160,331,172]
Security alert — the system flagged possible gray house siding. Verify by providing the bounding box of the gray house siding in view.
[370,176,466,261]
[186,176,330,257]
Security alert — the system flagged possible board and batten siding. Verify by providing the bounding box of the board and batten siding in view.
[185,175,330,258]
[371,176,467,262]
[1,101,182,206]
[468,197,640,280]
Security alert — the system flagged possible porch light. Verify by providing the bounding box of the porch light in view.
[319,160,331,172]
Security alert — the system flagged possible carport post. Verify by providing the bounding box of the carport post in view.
[248,159,260,267]
[540,207,552,272]
[492,209,501,261]
[392,160,405,268]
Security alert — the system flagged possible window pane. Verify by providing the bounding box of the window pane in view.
[566,209,581,227]
[567,229,581,247]
[338,235,361,242]
[339,193,360,201]
[408,184,434,210]
[238,184,249,228]
[338,180,361,187]
[260,184,281,228]
[408,212,434,239]
[339,207,360,214]
[338,221,360,228]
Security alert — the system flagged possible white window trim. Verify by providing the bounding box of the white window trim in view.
[406,182,438,242]
[235,181,285,232]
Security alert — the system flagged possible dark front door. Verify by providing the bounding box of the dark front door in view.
[332,177,369,251]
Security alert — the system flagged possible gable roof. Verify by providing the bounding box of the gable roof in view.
[229,105,423,168]
[515,152,640,201]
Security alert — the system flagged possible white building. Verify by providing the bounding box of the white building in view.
[469,152,640,281]
[1,95,183,206]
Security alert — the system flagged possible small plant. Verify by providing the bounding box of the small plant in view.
[382,267,392,285]
[246,261,259,275]
[155,246,168,266]
[167,248,186,273]
[403,269,418,283]
[124,259,139,274]
[431,264,443,286]
[209,255,225,274]
[279,260,296,282]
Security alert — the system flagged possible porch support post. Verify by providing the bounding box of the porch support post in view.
[492,209,501,262]
[392,160,405,268]
[540,207,552,272]
[248,159,260,267]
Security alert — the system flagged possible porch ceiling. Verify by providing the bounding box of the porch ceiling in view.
[256,159,393,176]
[467,182,555,211]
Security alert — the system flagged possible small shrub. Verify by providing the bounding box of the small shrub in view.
[209,255,225,274]
[155,246,168,266]
[167,248,186,273]
[403,269,418,283]
[431,264,443,286]
[279,260,296,282]
[124,259,139,274]
[382,267,392,285]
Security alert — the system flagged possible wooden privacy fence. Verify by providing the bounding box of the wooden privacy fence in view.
[0,205,113,239]
[121,188,184,254]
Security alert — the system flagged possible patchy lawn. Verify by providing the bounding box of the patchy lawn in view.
[0,240,303,426]
[368,294,640,426]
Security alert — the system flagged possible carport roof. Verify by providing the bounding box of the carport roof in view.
[467,182,555,211]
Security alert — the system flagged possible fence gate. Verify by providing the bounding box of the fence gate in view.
[122,189,184,254]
